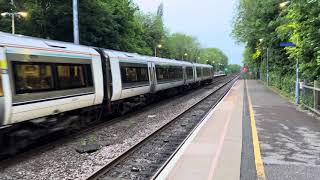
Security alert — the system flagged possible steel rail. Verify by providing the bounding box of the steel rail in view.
[0,75,228,163]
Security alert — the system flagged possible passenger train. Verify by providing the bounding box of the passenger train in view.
[0,31,214,150]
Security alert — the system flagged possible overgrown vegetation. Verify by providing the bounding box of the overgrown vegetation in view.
[232,0,320,94]
[0,0,231,69]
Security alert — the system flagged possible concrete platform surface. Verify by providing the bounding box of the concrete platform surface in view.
[156,80,244,180]
[247,80,320,180]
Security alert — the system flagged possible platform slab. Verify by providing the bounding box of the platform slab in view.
[156,80,244,180]
[246,80,320,180]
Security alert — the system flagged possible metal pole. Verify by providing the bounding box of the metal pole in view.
[154,47,157,57]
[260,53,263,80]
[73,0,80,44]
[267,47,269,86]
[295,58,300,105]
[11,13,15,34]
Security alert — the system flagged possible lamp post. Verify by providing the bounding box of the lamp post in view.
[197,57,200,63]
[212,61,215,74]
[218,63,222,71]
[73,0,79,44]
[279,1,291,8]
[278,1,300,105]
[154,44,162,57]
[182,53,188,61]
[1,12,28,34]
[259,38,269,86]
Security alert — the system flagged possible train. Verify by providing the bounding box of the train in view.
[0,31,216,151]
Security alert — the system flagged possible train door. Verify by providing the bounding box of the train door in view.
[148,62,156,93]
[183,66,187,84]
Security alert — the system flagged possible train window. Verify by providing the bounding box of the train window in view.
[171,66,183,80]
[186,67,193,79]
[203,68,210,77]
[156,65,183,82]
[120,63,149,88]
[0,73,3,97]
[13,62,54,94]
[196,67,201,78]
[57,64,89,89]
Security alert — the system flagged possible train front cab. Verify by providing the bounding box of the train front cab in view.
[0,43,103,127]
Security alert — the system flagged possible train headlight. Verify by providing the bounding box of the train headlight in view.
[0,73,3,97]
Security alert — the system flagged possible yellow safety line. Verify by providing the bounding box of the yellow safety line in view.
[246,80,266,180]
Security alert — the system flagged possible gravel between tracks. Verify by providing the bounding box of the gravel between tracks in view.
[0,82,227,180]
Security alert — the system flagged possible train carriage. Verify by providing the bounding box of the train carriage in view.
[0,32,104,126]
[193,63,214,83]
[0,31,215,131]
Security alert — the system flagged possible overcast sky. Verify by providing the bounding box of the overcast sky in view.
[133,0,244,65]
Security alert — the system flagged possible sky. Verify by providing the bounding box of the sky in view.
[133,0,244,65]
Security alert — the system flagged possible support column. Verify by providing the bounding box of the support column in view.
[73,0,80,44]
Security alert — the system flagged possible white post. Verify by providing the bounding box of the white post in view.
[73,0,80,44]
[11,13,15,34]
[295,58,300,105]
[154,47,157,57]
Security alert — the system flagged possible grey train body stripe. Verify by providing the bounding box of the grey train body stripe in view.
[0,97,4,126]
[12,92,94,106]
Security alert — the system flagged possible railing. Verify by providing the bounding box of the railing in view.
[245,71,320,116]
[301,83,320,115]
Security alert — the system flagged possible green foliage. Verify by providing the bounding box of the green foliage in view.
[0,0,230,67]
[135,11,166,55]
[227,64,242,74]
[199,48,228,65]
[197,48,228,71]
[161,32,201,61]
[232,0,320,97]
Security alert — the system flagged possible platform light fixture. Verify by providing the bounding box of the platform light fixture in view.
[1,11,28,34]
[258,38,270,87]
[181,53,188,61]
[154,44,162,57]
[196,56,200,63]
[279,1,290,8]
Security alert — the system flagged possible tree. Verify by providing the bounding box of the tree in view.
[232,0,320,95]
[0,0,151,53]
[227,64,242,74]
[162,32,201,61]
[0,0,230,67]
[135,12,167,56]
[199,48,228,66]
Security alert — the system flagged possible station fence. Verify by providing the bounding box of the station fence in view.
[301,83,320,115]
[256,71,320,115]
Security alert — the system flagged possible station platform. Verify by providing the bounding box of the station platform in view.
[156,80,320,180]
[156,80,244,180]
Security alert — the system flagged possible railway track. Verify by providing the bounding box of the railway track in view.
[0,75,229,162]
[87,74,239,180]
